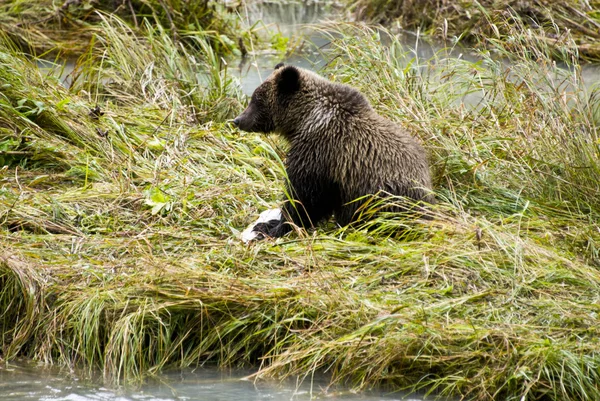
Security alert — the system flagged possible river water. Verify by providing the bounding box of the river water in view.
[37,1,600,97]
[231,1,600,97]
[0,361,426,401]
[230,0,335,95]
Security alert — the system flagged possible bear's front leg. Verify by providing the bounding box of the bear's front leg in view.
[253,177,336,238]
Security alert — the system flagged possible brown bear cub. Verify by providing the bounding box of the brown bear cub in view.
[233,63,434,238]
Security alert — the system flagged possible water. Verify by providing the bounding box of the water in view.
[231,0,340,95]
[0,362,426,401]
[37,1,600,98]
[230,1,600,98]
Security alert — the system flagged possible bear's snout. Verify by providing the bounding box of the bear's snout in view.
[232,112,249,130]
[232,108,257,132]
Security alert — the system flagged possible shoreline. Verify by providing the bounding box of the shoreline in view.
[349,0,600,62]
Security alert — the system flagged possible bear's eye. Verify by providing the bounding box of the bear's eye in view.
[250,85,269,105]
[251,91,266,109]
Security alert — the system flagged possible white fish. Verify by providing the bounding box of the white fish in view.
[240,208,282,243]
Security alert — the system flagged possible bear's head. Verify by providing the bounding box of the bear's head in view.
[232,63,303,135]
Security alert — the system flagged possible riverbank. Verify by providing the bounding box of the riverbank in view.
[2,5,600,401]
[0,0,247,56]
[349,0,600,61]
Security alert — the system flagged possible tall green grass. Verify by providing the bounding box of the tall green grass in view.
[349,0,600,61]
[1,11,600,401]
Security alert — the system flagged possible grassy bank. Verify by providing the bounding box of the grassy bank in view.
[0,0,246,56]
[349,0,600,61]
[2,11,600,401]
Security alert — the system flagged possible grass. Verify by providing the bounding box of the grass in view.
[0,0,246,56]
[348,0,600,62]
[1,7,600,401]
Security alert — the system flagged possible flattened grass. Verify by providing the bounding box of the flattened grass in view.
[1,13,600,401]
[0,0,244,56]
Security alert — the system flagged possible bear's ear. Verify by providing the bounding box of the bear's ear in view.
[276,65,301,95]
[274,62,285,70]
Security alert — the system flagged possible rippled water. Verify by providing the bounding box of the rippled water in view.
[0,361,427,401]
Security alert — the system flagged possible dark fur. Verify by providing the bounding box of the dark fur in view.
[233,64,434,237]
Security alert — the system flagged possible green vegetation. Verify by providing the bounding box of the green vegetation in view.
[2,4,600,401]
[0,0,245,56]
[349,0,600,61]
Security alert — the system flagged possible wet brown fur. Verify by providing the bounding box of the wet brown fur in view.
[233,64,434,237]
